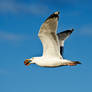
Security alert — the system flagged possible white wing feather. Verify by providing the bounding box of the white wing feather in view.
[38,12,62,58]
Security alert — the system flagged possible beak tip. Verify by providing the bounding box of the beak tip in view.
[24,59,31,66]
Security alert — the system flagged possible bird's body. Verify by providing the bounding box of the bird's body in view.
[27,57,80,67]
[31,57,62,67]
[24,11,81,67]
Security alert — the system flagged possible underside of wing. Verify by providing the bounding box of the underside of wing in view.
[38,11,62,58]
[57,29,74,56]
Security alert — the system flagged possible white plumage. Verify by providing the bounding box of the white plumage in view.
[24,11,81,67]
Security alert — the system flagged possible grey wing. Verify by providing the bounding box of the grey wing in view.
[57,29,74,56]
[38,11,62,58]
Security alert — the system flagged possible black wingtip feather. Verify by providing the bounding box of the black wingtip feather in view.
[72,28,74,32]
[46,11,60,21]
[64,29,74,33]
[74,61,82,64]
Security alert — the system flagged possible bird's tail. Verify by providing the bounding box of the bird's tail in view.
[68,61,81,66]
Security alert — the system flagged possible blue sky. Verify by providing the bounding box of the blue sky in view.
[0,0,92,92]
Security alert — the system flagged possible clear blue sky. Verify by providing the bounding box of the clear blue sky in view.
[0,0,92,92]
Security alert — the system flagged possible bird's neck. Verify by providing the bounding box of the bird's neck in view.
[32,56,42,63]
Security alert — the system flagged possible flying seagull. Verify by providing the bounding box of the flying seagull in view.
[24,11,81,67]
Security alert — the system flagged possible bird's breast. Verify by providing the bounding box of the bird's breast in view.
[35,59,62,67]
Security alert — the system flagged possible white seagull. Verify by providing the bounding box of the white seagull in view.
[24,11,81,67]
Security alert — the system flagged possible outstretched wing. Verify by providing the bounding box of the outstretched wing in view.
[57,29,74,56]
[38,11,62,58]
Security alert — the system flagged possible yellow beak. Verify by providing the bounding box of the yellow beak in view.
[24,59,31,66]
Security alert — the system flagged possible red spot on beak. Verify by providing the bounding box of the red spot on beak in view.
[24,59,31,66]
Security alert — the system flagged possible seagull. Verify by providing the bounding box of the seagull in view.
[24,11,81,67]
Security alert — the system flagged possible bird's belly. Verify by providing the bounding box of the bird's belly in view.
[36,60,62,67]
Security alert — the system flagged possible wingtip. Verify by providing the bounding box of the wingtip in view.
[54,11,60,15]
[46,11,60,21]
[74,61,82,64]
[71,28,74,32]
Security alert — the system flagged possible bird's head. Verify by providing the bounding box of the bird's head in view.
[24,58,32,66]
